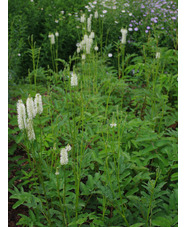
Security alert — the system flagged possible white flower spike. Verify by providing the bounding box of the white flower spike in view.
[60,148,68,165]
[156,52,160,59]
[71,72,78,86]
[17,100,26,130]
[26,118,36,141]
[120,28,128,44]
[26,95,36,119]
[34,93,43,115]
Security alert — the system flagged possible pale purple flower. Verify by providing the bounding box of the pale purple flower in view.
[134,27,138,31]
[147,26,151,29]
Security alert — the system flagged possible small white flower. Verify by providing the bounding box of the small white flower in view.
[82,54,86,60]
[77,47,80,53]
[17,100,26,130]
[129,13,132,16]
[128,28,133,31]
[18,53,21,56]
[26,96,36,119]
[103,10,107,14]
[61,11,64,14]
[55,19,59,23]
[122,10,125,13]
[108,53,112,57]
[66,144,72,152]
[60,148,68,165]
[55,31,59,37]
[55,168,59,175]
[71,72,78,86]
[156,52,160,59]
[110,123,117,128]
[26,118,35,141]
[94,46,98,51]
[34,93,43,115]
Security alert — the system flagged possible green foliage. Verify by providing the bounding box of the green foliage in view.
[9,0,177,226]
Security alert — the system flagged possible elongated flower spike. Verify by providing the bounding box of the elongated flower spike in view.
[71,72,78,86]
[17,100,26,130]
[34,93,43,115]
[156,52,160,59]
[94,11,98,19]
[87,16,91,32]
[80,14,86,23]
[26,118,35,141]
[120,28,128,44]
[26,95,36,119]
[60,148,68,165]
[48,33,55,44]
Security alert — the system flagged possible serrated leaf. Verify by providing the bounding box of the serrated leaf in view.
[152,216,172,227]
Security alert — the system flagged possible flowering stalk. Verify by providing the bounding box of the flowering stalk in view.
[26,118,35,141]
[26,95,36,119]
[34,93,43,115]
[17,100,27,130]
[70,71,78,87]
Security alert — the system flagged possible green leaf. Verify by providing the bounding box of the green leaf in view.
[12,200,25,209]
[152,216,172,227]
[130,223,145,227]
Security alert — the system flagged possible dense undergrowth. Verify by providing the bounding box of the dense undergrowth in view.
[8,0,178,226]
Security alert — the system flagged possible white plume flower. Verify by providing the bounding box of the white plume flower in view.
[26,118,35,141]
[66,144,72,152]
[85,37,93,54]
[82,54,86,60]
[156,52,160,59]
[17,100,26,130]
[77,47,80,53]
[89,31,95,39]
[80,14,86,23]
[34,93,43,115]
[94,46,98,51]
[94,11,98,18]
[26,95,36,119]
[87,17,91,32]
[55,31,59,37]
[120,28,128,44]
[48,33,55,44]
[71,72,78,86]
[60,148,68,165]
